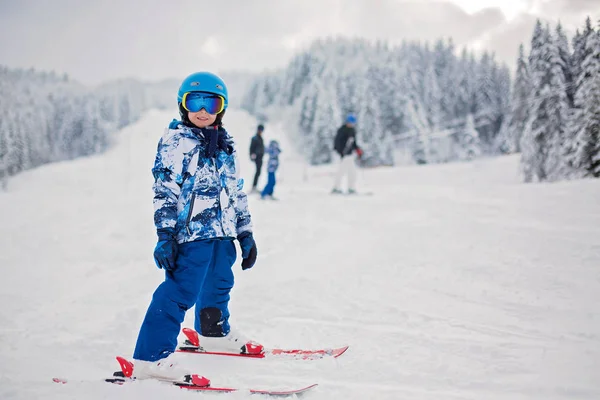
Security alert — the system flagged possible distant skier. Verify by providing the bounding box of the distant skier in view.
[332,114,363,194]
[249,124,265,193]
[261,140,282,200]
[131,72,262,383]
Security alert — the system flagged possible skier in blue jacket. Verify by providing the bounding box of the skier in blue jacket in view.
[132,72,262,382]
[261,140,281,200]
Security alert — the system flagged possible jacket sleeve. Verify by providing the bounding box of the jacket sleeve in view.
[249,136,257,156]
[333,127,344,155]
[232,150,253,235]
[350,128,359,151]
[152,130,185,231]
[235,188,253,235]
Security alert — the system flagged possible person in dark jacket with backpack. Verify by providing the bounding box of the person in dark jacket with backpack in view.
[332,114,363,194]
[249,124,265,192]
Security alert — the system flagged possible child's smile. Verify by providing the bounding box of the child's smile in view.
[189,110,216,128]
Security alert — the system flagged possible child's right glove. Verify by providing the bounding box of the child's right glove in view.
[153,228,179,271]
[237,231,258,270]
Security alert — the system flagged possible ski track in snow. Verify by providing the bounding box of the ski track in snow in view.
[1,109,599,400]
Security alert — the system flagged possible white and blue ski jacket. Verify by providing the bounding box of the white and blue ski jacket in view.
[152,121,252,243]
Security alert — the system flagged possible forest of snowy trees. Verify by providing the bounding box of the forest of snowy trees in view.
[242,16,600,183]
[2,16,597,186]
[0,67,175,187]
[241,37,511,167]
[514,17,600,181]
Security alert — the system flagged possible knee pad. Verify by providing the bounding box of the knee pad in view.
[200,307,225,337]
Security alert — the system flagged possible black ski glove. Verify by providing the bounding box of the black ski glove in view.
[237,231,257,270]
[153,228,179,271]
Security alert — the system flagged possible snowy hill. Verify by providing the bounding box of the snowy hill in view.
[1,109,599,400]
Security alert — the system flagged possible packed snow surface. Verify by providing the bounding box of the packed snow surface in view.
[1,109,599,399]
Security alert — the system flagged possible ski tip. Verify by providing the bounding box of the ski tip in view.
[250,383,319,395]
[116,356,134,378]
[334,345,350,358]
[52,377,67,384]
[296,383,319,392]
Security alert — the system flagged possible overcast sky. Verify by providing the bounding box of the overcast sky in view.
[0,0,598,85]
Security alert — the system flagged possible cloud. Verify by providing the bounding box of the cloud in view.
[333,0,507,45]
[471,13,540,64]
[0,0,597,85]
[469,0,599,70]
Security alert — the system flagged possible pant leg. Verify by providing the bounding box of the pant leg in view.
[346,156,357,191]
[261,171,276,196]
[133,240,214,361]
[252,158,263,188]
[194,239,237,337]
[269,171,276,195]
[333,155,345,190]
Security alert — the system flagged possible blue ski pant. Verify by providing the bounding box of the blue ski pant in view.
[261,171,276,197]
[133,239,236,361]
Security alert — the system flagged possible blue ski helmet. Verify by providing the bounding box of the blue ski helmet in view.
[177,72,228,110]
[346,114,357,124]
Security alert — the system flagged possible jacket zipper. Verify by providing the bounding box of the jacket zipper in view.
[214,159,226,235]
[186,192,196,235]
[186,146,203,236]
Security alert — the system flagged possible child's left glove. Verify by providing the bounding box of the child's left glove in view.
[237,231,258,270]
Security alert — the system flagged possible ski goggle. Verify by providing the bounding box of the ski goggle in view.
[181,92,225,114]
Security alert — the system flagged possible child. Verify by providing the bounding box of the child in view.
[261,140,281,200]
[132,72,261,382]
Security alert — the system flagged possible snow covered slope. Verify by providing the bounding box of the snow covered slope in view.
[1,109,599,400]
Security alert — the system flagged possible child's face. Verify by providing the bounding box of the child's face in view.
[188,109,217,128]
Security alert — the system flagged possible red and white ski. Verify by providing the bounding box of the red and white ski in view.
[177,328,349,360]
[168,383,318,395]
[53,356,318,397]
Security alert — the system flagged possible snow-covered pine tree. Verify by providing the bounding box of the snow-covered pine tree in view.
[565,18,596,177]
[357,67,390,166]
[521,20,569,182]
[519,21,573,182]
[310,76,341,165]
[453,49,473,122]
[422,54,442,132]
[243,74,281,117]
[555,23,574,107]
[280,53,325,106]
[404,96,431,164]
[572,22,600,177]
[433,38,458,125]
[366,61,406,141]
[458,113,481,160]
[544,24,571,181]
[336,70,362,122]
[240,79,261,115]
[490,65,512,153]
[507,44,532,153]
[422,60,445,162]
[474,52,498,150]
[521,21,549,182]
[571,18,595,96]
[297,81,318,154]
